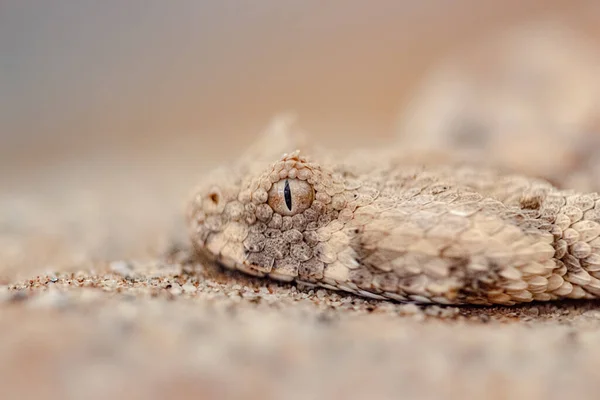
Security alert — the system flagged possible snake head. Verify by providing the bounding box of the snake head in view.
[187,114,366,284]
[188,146,359,283]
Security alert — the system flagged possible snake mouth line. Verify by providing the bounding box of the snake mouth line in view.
[206,249,439,303]
[209,249,297,282]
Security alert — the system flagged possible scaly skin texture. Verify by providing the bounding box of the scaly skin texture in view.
[187,120,600,305]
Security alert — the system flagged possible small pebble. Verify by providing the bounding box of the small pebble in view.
[525,307,540,317]
[169,283,183,296]
[582,310,600,320]
[398,303,423,316]
[110,261,135,278]
[424,306,460,319]
[182,283,197,294]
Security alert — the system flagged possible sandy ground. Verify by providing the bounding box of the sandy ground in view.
[3,143,600,400]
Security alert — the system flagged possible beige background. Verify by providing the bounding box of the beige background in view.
[2,1,599,170]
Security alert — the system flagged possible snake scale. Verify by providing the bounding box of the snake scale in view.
[187,119,600,305]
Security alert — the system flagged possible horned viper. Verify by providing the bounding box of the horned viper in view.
[187,119,600,305]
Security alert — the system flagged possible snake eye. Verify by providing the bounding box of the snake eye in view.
[268,179,314,216]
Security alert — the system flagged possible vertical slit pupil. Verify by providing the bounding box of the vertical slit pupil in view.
[284,180,293,211]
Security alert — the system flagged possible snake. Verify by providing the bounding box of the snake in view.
[187,118,600,305]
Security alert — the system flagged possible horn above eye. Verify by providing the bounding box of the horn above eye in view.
[267,179,314,216]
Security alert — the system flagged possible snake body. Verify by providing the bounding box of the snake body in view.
[187,123,600,305]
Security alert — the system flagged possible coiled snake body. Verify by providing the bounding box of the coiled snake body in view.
[187,125,600,305]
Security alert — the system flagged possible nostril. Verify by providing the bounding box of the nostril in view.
[209,192,220,204]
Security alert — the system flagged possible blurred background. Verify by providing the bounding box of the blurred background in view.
[1,1,600,276]
[2,1,599,169]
